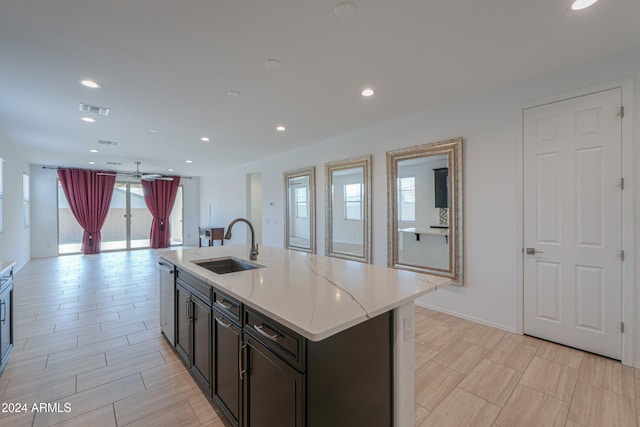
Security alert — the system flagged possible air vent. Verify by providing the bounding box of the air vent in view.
[79,103,111,116]
[106,161,122,166]
[97,139,120,147]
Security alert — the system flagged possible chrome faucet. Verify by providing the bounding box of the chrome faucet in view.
[224,218,259,261]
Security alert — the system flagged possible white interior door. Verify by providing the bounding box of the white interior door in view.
[523,88,623,360]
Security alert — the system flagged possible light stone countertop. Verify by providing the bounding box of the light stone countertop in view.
[158,245,449,341]
[0,261,15,277]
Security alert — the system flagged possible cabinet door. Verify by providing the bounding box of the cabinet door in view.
[243,336,304,427]
[191,295,212,391]
[175,284,191,362]
[0,283,12,366]
[213,311,241,426]
[434,167,449,208]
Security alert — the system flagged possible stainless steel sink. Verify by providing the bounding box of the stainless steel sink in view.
[192,257,264,274]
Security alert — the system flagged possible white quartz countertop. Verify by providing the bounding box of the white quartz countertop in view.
[0,260,15,276]
[158,245,449,341]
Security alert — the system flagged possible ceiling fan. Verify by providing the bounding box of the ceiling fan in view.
[99,161,174,181]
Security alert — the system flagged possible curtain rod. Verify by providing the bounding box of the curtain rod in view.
[41,165,192,179]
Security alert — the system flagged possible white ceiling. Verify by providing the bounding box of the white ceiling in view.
[1,0,639,177]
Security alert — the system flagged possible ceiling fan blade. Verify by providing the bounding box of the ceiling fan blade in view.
[97,172,118,176]
[141,174,173,181]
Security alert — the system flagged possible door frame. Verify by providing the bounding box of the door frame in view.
[515,78,635,366]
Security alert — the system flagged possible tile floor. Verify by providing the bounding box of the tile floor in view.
[0,250,636,427]
[413,307,637,427]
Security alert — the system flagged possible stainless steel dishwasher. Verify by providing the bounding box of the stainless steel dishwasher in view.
[158,260,175,345]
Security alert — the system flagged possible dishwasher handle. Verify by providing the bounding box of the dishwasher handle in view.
[158,262,174,273]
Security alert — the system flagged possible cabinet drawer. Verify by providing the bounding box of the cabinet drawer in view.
[176,269,212,305]
[244,308,305,372]
[213,291,241,325]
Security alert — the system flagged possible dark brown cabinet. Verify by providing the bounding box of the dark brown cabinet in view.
[0,266,13,373]
[175,284,191,360]
[175,278,212,393]
[170,265,392,427]
[434,167,449,208]
[243,334,304,427]
[191,295,212,388]
[213,308,242,426]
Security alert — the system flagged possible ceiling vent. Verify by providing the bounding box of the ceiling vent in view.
[97,139,120,147]
[106,161,122,166]
[79,103,111,116]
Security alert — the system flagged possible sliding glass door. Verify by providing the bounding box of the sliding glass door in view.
[58,181,183,254]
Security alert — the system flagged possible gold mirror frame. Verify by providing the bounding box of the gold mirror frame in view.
[386,137,463,285]
[325,155,372,263]
[284,166,316,253]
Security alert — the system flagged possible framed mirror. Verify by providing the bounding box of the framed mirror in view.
[325,155,372,263]
[284,166,316,253]
[387,137,463,285]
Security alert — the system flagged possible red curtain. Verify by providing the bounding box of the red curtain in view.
[58,169,116,255]
[141,177,181,248]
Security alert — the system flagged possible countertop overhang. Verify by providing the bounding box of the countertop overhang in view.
[158,245,449,341]
[0,261,15,276]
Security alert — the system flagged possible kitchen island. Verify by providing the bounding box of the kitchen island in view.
[159,244,449,427]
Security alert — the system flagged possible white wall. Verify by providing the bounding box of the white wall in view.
[201,47,640,364]
[246,172,263,244]
[30,166,201,258]
[0,140,31,270]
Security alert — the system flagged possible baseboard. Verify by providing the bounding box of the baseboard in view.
[415,301,517,334]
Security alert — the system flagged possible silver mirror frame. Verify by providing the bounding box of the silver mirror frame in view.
[386,137,463,285]
[284,166,316,253]
[325,155,372,263]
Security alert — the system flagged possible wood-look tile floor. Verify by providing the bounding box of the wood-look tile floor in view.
[1,250,227,427]
[0,250,636,427]
[414,308,637,427]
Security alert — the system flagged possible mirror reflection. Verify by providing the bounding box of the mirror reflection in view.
[397,154,449,269]
[387,138,463,285]
[325,155,371,263]
[284,167,316,253]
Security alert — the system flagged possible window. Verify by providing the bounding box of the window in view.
[295,186,307,218]
[343,183,362,221]
[398,176,415,222]
[23,173,30,228]
[0,158,3,233]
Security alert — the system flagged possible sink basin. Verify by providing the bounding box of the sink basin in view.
[192,257,264,274]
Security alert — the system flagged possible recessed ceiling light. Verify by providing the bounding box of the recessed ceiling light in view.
[276,125,286,132]
[148,128,160,133]
[89,161,96,165]
[361,88,375,97]
[227,90,240,97]
[265,58,281,69]
[82,117,96,123]
[90,149,98,153]
[80,79,100,89]
[186,160,193,164]
[168,168,174,172]
[201,137,210,142]
[571,0,598,10]
[334,2,356,18]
